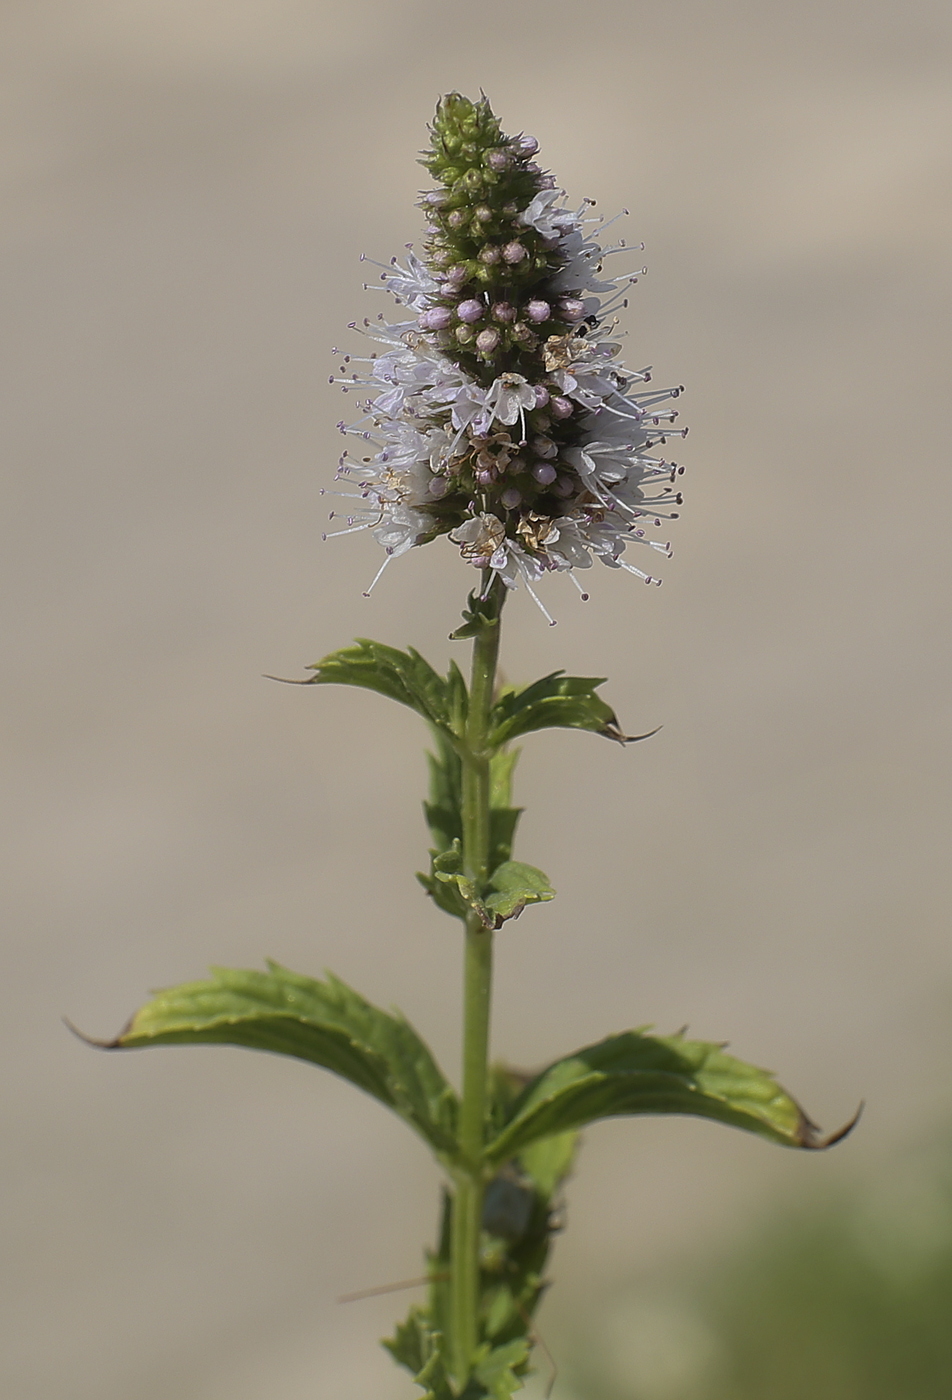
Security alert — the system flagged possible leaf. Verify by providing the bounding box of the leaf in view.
[433,860,554,930]
[383,1309,457,1400]
[488,672,647,746]
[304,639,467,741]
[418,736,524,925]
[473,1339,531,1400]
[483,862,555,923]
[486,1028,855,1165]
[449,581,505,641]
[103,963,459,1159]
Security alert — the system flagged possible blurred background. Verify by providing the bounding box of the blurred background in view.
[2,1,951,1396]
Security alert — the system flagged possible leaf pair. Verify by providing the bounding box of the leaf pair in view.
[306,640,650,751]
[96,963,850,1168]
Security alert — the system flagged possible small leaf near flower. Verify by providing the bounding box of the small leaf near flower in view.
[305,640,467,743]
[488,672,654,746]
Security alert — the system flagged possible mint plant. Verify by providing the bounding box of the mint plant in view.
[94,95,853,1399]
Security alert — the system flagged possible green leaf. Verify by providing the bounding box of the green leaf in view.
[473,1339,531,1400]
[486,1029,853,1165]
[483,862,555,922]
[383,1308,457,1400]
[488,672,622,745]
[106,963,459,1159]
[449,580,505,641]
[419,735,524,925]
[433,860,554,930]
[304,639,467,741]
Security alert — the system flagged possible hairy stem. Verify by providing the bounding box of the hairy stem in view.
[450,575,504,1384]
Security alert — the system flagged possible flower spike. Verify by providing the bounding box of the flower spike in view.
[330,93,685,606]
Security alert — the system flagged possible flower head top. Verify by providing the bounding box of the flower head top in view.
[328,94,686,613]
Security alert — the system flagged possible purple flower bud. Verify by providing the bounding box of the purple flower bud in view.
[491,301,515,323]
[448,209,466,229]
[474,205,493,223]
[486,149,510,171]
[532,463,558,486]
[478,245,501,265]
[531,436,558,458]
[554,474,575,497]
[445,264,468,284]
[502,241,527,265]
[533,385,550,408]
[425,191,446,207]
[428,476,449,498]
[550,396,574,420]
[526,299,551,324]
[476,468,494,486]
[419,306,452,331]
[518,135,539,155]
[476,328,500,354]
[457,299,484,324]
[560,298,586,322]
[501,487,522,509]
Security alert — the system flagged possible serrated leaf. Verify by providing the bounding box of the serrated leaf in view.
[486,1029,854,1164]
[474,1338,531,1399]
[305,639,466,741]
[488,672,638,746]
[105,963,459,1159]
[383,1308,457,1400]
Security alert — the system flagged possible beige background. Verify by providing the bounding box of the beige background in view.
[2,1,951,1396]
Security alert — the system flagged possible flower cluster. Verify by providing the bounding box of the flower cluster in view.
[327,93,686,615]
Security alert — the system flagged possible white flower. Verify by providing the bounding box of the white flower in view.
[485,374,537,429]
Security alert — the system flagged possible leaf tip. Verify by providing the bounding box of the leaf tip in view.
[796,1100,863,1149]
[63,1014,129,1050]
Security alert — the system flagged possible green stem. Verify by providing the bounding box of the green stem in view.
[450,574,504,1385]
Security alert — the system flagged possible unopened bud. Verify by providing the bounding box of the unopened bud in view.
[486,149,510,171]
[533,385,550,408]
[456,324,475,344]
[491,301,515,322]
[532,463,558,486]
[478,245,501,265]
[501,487,522,508]
[419,306,452,331]
[474,205,493,223]
[457,299,484,323]
[550,396,574,420]
[476,328,500,354]
[560,298,586,322]
[502,241,527,265]
[517,135,539,155]
[526,299,551,324]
